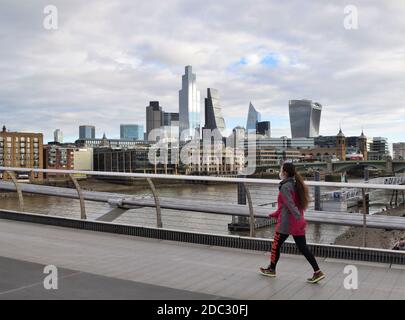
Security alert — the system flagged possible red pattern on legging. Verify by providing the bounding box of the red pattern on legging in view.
[270,233,281,265]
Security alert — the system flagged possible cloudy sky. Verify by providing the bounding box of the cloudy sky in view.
[0,0,404,143]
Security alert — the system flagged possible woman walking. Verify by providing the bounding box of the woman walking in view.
[259,162,325,284]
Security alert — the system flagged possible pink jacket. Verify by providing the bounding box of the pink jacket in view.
[268,178,307,236]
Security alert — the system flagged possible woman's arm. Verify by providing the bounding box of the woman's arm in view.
[280,184,302,220]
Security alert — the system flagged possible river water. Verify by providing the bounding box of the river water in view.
[0,178,395,245]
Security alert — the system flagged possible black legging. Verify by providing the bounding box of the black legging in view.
[270,232,320,272]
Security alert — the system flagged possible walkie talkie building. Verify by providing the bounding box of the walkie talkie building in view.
[289,100,322,138]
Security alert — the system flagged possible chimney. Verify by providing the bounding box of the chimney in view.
[2,125,6,133]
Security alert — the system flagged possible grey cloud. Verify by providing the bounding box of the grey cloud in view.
[0,0,404,143]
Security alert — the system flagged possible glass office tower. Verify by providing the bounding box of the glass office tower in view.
[204,88,226,136]
[146,101,164,141]
[246,102,261,133]
[179,66,201,141]
[79,125,95,139]
[289,100,322,138]
[120,124,144,140]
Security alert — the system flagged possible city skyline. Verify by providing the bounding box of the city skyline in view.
[1,1,404,144]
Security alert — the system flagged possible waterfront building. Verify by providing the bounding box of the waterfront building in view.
[368,137,390,160]
[336,129,346,161]
[93,146,176,174]
[43,144,74,177]
[393,142,405,160]
[184,142,245,176]
[75,136,149,149]
[73,148,94,171]
[248,136,314,151]
[255,146,302,166]
[0,125,43,180]
[301,129,345,161]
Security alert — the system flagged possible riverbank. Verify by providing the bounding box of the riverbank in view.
[334,205,405,249]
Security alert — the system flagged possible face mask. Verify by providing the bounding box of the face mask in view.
[279,172,285,180]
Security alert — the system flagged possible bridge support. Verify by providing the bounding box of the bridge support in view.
[386,157,393,174]
[243,183,255,238]
[362,188,368,247]
[6,170,24,212]
[146,178,162,228]
[326,160,333,173]
[314,171,321,211]
[364,168,369,182]
[69,174,87,220]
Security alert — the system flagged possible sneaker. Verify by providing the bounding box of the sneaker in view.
[307,271,325,284]
[259,266,276,277]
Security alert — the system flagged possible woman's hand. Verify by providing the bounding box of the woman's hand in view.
[268,211,279,219]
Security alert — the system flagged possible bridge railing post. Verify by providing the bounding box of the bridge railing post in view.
[6,170,24,212]
[242,183,255,238]
[69,174,87,220]
[314,171,321,211]
[362,188,368,247]
[146,178,162,228]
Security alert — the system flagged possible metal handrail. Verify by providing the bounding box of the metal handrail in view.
[1,166,405,247]
[1,167,405,191]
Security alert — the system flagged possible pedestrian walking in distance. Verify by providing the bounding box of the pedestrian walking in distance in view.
[260,162,325,284]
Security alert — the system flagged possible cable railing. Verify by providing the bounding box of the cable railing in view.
[1,166,405,250]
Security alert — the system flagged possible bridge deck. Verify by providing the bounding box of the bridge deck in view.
[1,219,405,300]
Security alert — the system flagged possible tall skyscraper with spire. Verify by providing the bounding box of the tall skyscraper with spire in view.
[179,66,201,141]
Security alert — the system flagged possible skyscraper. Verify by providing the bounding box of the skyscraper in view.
[163,112,179,126]
[256,121,271,137]
[246,102,261,133]
[79,125,95,140]
[120,124,144,140]
[179,66,201,141]
[204,88,226,135]
[54,129,63,143]
[289,100,322,138]
[369,137,389,160]
[146,101,163,141]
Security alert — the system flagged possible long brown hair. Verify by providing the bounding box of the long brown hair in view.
[282,162,310,210]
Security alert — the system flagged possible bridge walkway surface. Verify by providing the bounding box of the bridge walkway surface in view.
[0,219,405,300]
